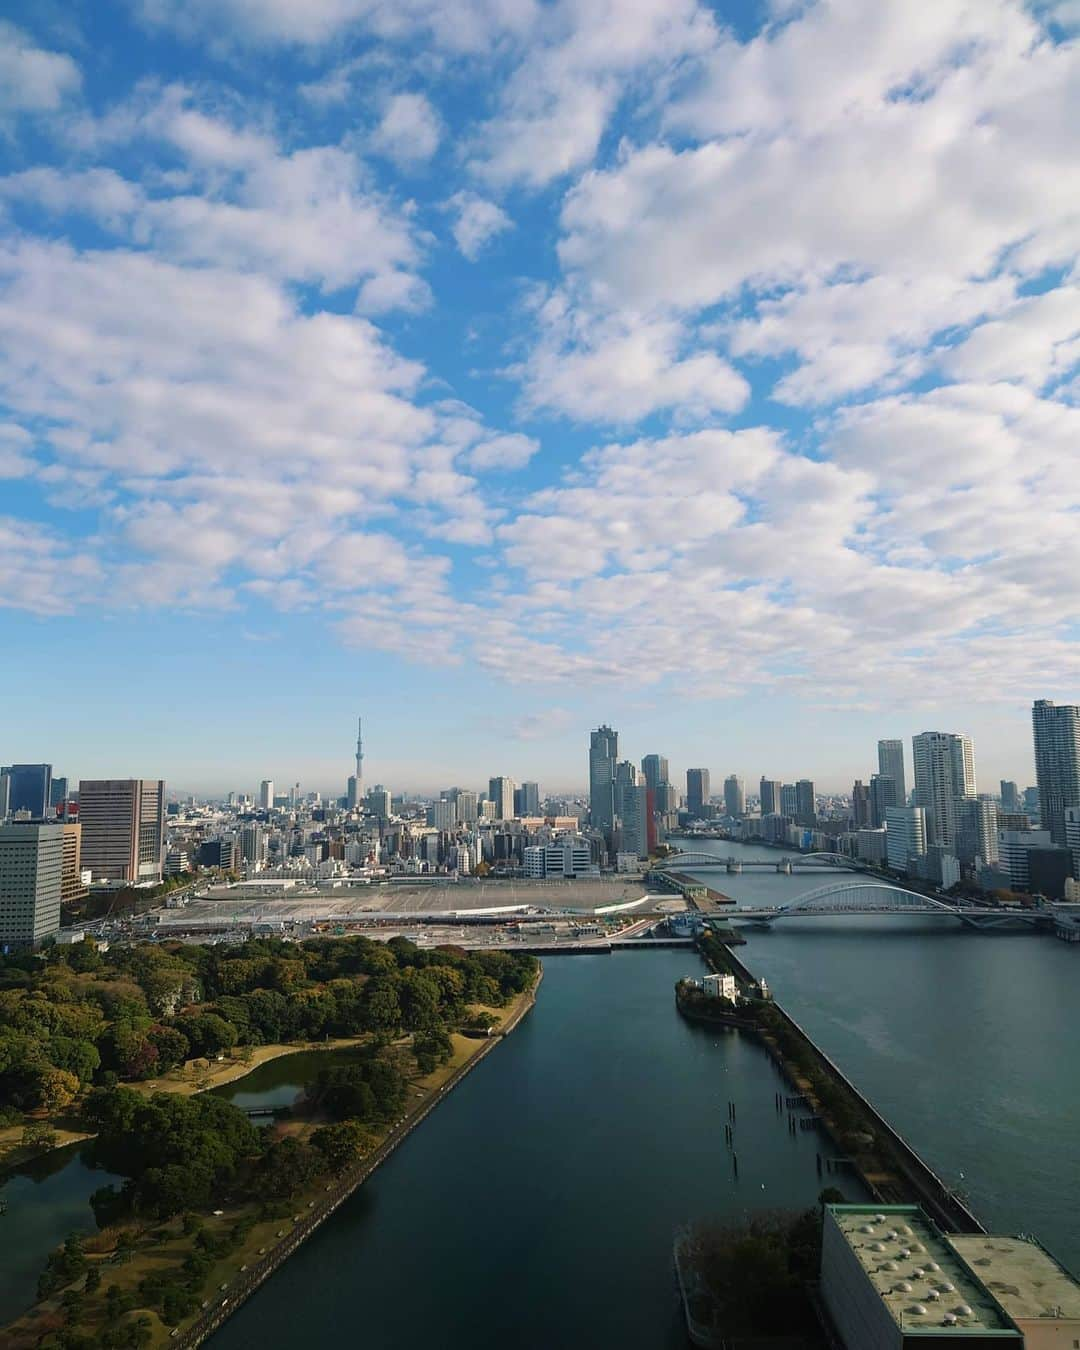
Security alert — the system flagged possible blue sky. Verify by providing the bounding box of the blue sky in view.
[1,0,1078,796]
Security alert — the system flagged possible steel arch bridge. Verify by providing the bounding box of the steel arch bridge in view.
[729,882,1043,929]
[656,850,858,870]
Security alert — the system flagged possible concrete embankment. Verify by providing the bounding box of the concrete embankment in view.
[173,967,543,1349]
[700,943,983,1235]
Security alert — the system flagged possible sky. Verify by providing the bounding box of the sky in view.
[1,0,1078,797]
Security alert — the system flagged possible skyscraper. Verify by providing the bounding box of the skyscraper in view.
[2,764,53,818]
[780,783,798,817]
[488,776,515,821]
[955,796,999,867]
[912,731,975,849]
[686,768,710,818]
[877,740,907,805]
[518,781,541,816]
[259,779,274,811]
[759,778,782,816]
[641,755,669,790]
[79,779,166,883]
[1000,780,1021,813]
[851,780,871,828]
[869,774,897,829]
[589,726,618,831]
[723,774,745,818]
[795,779,816,828]
[616,765,649,858]
[1031,699,1080,847]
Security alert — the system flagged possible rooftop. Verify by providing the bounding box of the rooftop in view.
[829,1206,1018,1336]
[946,1235,1080,1323]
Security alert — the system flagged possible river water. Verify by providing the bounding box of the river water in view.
[211,949,850,1350]
[679,838,1080,1266]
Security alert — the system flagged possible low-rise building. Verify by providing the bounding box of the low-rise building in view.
[702,973,737,1002]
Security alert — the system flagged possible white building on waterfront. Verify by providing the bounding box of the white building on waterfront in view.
[885,806,926,873]
[702,973,737,1002]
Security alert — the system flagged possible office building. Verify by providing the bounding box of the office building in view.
[954,796,999,868]
[877,739,907,805]
[856,828,888,865]
[79,779,166,883]
[851,780,871,828]
[367,785,393,819]
[427,799,456,830]
[444,787,477,824]
[259,779,274,811]
[780,783,798,817]
[49,777,69,812]
[1000,780,1021,813]
[641,755,669,791]
[0,770,10,820]
[1023,785,1040,819]
[239,824,267,865]
[1027,847,1073,900]
[487,776,515,821]
[589,726,618,831]
[869,774,897,829]
[885,805,926,873]
[795,779,816,828]
[516,781,541,817]
[912,732,976,849]
[0,823,64,947]
[686,768,711,818]
[523,836,595,879]
[998,829,1052,891]
[1031,699,1080,847]
[723,774,745,819]
[759,778,782,816]
[3,764,53,819]
[60,822,87,908]
[619,778,650,859]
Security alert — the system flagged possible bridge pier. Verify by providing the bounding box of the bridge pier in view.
[726,859,742,873]
[776,859,792,874]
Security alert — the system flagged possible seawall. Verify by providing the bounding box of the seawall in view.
[700,943,983,1235]
[174,966,543,1348]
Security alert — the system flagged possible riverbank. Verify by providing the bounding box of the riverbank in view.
[174,966,542,1349]
[2,969,543,1350]
[696,938,982,1235]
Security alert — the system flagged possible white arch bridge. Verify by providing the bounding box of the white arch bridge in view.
[726,882,1047,930]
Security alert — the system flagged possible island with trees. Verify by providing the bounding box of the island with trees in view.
[0,934,539,1348]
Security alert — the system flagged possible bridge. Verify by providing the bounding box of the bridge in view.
[656,851,860,874]
[725,882,1047,930]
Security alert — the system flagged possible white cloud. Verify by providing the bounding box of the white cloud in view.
[469,0,715,188]
[0,23,81,118]
[371,93,441,167]
[517,298,748,423]
[466,433,538,471]
[443,191,513,260]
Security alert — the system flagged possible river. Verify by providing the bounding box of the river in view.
[210,949,848,1349]
[678,837,1080,1266]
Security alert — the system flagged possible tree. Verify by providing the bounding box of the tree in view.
[39,1067,81,1113]
[311,1120,374,1174]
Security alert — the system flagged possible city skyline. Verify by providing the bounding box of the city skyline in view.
[2,703,1059,802]
[2,2,1079,774]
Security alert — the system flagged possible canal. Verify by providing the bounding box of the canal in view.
[209,948,845,1349]
[681,838,1080,1266]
